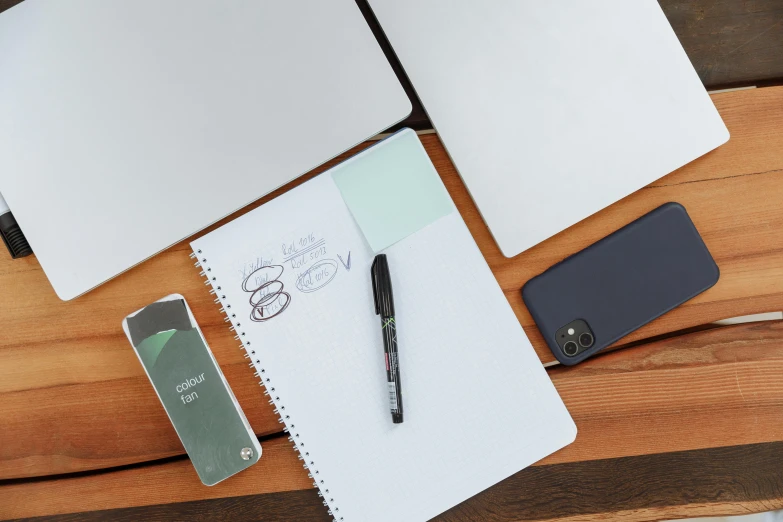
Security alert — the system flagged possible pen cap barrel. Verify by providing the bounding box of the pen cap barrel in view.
[371,254,395,316]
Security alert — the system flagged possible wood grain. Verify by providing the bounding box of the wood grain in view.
[0,0,21,13]
[3,320,782,520]
[6,444,783,521]
[0,2,781,520]
[0,436,313,521]
[436,442,783,522]
[9,439,783,522]
[24,490,331,522]
[543,320,783,466]
[2,87,783,481]
[661,0,783,88]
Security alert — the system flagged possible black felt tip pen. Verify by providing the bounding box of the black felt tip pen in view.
[371,254,403,424]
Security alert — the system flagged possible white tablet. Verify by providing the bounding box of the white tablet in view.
[0,0,410,299]
[369,0,729,257]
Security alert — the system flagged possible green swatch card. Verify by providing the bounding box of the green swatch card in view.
[331,128,454,252]
[122,294,261,486]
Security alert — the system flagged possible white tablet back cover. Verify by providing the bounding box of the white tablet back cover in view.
[0,0,410,299]
[369,0,729,257]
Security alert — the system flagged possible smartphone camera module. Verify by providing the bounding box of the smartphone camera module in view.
[563,341,579,356]
[555,320,595,358]
[578,332,594,348]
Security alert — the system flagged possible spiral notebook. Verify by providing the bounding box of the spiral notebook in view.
[190,129,576,521]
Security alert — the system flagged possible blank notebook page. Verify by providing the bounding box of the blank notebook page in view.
[191,131,575,521]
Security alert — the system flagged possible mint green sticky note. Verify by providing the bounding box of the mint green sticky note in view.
[331,128,454,252]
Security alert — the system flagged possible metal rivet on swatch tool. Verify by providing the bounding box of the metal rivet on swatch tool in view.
[240,447,254,460]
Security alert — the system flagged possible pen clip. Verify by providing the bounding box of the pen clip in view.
[371,256,381,316]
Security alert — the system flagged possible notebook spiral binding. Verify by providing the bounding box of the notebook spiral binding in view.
[190,249,343,521]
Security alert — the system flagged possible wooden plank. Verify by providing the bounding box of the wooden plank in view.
[31,491,331,522]
[0,0,21,13]
[1,86,783,480]
[0,435,313,521]
[21,491,331,522]
[3,320,782,520]
[0,359,277,479]
[661,0,783,88]
[543,320,783,466]
[438,442,783,522]
[5,443,783,521]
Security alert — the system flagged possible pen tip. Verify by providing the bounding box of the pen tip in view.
[392,413,403,424]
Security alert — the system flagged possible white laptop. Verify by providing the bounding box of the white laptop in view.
[0,0,410,300]
[369,0,730,257]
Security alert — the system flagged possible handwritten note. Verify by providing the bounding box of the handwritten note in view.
[238,230,352,322]
[189,129,576,522]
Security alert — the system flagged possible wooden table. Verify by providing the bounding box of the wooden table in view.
[2,1,783,521]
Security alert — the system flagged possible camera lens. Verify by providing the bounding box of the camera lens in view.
[579,332,594,348]
[563,341,579,356]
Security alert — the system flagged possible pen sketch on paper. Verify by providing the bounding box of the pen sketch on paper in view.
[241,264,291,322]
[337,251,352,271]
[239,231,346,322]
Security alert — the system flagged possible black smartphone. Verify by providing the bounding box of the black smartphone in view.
[522,202,719,365]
